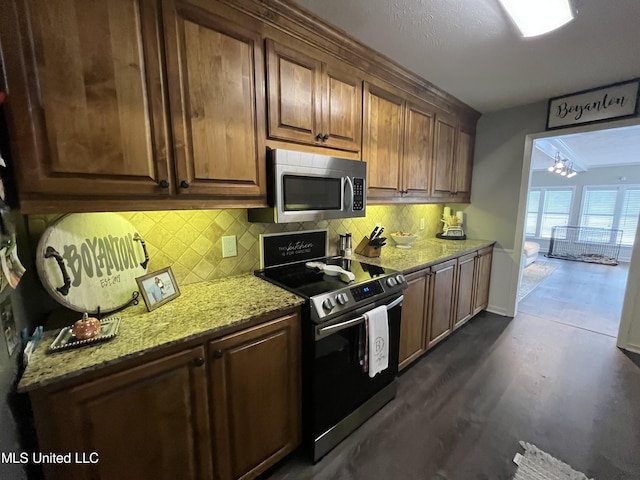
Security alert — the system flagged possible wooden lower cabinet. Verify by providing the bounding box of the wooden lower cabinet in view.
[473,246,494,314]
[453,252,477,330]
[398,269,429,370]
[427,258,457,348]
[29,312,301,480]
[209,313,301,480]
[399,246,494,371]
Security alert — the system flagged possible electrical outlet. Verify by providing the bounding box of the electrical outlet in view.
[419,218,425,230]
[222,235,237,258]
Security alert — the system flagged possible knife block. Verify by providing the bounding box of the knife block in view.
[354,236,382,257]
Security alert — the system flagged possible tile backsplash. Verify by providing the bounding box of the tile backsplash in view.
[28,205,444,286]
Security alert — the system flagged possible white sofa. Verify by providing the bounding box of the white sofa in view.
[523,241,540,267]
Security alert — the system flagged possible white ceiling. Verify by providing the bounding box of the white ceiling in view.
[292,0,640,170]
[293,0,640,113]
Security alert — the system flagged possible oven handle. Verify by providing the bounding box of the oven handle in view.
[317,295,403,336]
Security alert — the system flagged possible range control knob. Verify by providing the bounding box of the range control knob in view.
[395,274,405,284]
[386,277,398,287]
[322,297,336,311]
[336,293,349,305]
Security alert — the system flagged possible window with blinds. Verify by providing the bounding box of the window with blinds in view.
[579,186,640,246]
[526,188,573,238]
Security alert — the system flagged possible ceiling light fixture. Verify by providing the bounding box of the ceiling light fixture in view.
[498,0,574,37]
[547,153,577,178]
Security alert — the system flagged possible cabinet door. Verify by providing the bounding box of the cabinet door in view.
[403,102,435,199]
[322,64,363,152]
[363,83,404,200]
[427,258,457,348]
[399,269,429,370]
[453,252,476,330]
[2,0,171,200]
[473,246,494,314]
[454,128,474,198]
[431,113,457,198]
[266,39,323,145]
[209,313,301,480]
[34,347,212,480]
[163,1,266,199]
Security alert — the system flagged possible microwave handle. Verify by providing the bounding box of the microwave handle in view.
[344,176,354,212]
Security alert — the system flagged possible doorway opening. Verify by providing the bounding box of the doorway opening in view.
[516,124,640,337]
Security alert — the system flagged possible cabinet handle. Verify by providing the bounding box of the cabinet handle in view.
[322,133,330,141]
[193,357,205,367]
[212,349,223,359]
[180,180,190,188]
[316,133,324,141]
[158,180,169,188]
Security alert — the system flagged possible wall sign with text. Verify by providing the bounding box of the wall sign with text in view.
[546,79,639,130]
[260,230,328,268]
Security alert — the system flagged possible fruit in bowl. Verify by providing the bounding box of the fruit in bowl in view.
[391,231,418,249]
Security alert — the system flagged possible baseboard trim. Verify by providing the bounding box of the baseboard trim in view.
[486,305,510,317]
[618,343,640,355]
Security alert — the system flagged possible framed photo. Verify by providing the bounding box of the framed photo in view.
[136,267,180,311]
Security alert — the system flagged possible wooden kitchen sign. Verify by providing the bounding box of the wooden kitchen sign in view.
[260,230,328,268]
[36,213,148,313]
[546,78,640,130]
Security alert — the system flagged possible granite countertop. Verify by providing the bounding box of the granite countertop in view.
[18,274,304,393]
[349,237,495,273]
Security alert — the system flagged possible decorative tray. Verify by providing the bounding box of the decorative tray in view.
[48,317,121,353]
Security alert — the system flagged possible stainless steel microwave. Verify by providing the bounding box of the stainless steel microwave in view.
[248,149,366,223]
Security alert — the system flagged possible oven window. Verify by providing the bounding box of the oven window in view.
[283,175,342,211]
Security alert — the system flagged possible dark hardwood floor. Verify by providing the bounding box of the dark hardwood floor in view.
[264,260,640,480]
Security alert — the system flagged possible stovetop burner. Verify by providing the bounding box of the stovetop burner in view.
[255,256,406,323]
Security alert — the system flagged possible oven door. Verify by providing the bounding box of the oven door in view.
[309,294,402,448]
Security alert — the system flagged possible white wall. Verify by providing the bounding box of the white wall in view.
[468,101,640,353]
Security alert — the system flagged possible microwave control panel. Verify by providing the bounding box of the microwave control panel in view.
[353,178,364,211]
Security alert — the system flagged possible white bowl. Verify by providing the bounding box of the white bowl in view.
[391,233,418,249]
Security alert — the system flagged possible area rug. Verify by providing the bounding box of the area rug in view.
[517,260,559,302]
[513,441,593,480]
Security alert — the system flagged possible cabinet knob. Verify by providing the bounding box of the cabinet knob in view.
[212,349,223,359]
[180,180,190,189]
[193,357,205,367]
[322,133,330,141]
[316,133,324,141]
[158,180,169,188]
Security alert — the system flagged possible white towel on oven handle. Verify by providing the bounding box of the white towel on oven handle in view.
[364,305,389,378]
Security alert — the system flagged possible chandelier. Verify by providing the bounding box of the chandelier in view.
[547,153,577,178]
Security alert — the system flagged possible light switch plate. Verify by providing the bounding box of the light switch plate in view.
[222,235,237,258]
[419,218,425,230]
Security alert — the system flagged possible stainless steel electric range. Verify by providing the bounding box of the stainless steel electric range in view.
[255,231,407,462]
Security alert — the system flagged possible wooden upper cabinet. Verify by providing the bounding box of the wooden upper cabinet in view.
[454,127,475,199]
[403,102,435,199]
[431,113,457,198]
[363,82,404,199]
[163,0,266,198]
[266,39,322,145]
[3,0,171,200]
[266,38,362,152]
[35,347,213,480]
[323,64,363,151]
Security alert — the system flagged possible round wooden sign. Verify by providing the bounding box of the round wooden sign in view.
[36,213,149,313]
